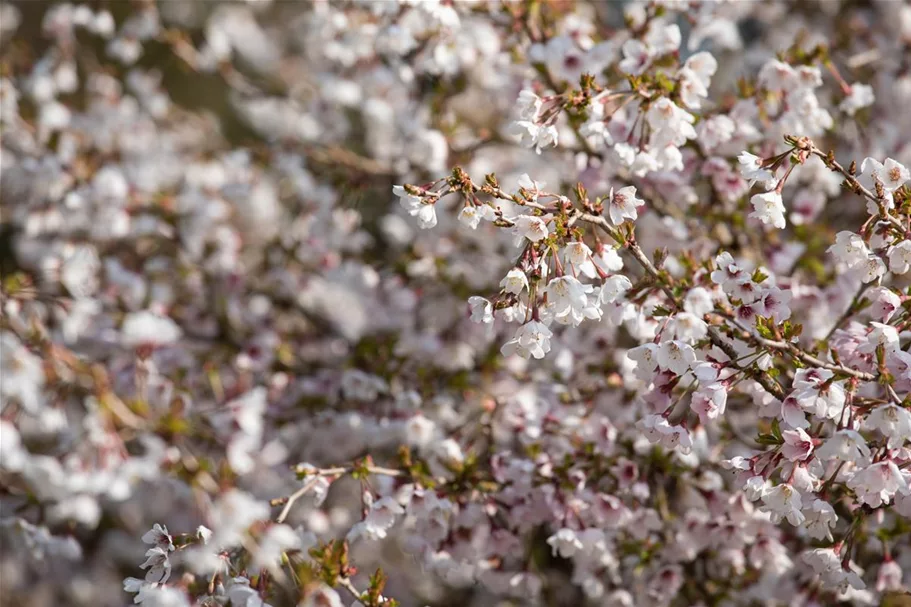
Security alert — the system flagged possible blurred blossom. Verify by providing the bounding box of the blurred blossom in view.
[2,2,911,606]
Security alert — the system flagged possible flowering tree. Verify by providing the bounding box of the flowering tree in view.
[2,1,911,606]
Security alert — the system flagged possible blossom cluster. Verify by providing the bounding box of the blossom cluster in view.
[1,1,910,607]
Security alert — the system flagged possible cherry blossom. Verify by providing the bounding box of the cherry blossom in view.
[606,185,644,226]
[547,528,584,559]
[500,268,530,294]
[781,428,815,461]
[512,214,550,244]
[467,296,493,324]
[3,3,911,605]
[656,340,697,376]
[864,404,911,449]
[888,240,911,274]
[750,191,787,229]
[803,499,838,541]
[500,321,553,360]
[760,483,805,526]
[847,461,909,508]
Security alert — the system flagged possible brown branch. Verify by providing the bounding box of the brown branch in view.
[577,212,786,399]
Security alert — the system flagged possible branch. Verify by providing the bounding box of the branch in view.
[275,476,325,524]
[720,314,903,405]
[273,464,403,524]
[577,212,786,399]
[337,577,365,602]
[806,143,908,237]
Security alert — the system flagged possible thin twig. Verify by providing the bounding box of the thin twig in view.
[807,143,908,236]
[276,476,324,524]
[577,211,786,399]
[337,577,366,602]
[275,464,403,524]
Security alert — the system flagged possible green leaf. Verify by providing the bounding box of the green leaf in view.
[756,433,781,446]
[652,305,672,317]
[755,318,774,339]
[771,418,783,441]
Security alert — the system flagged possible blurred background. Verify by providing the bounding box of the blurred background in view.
[2,1,908,606]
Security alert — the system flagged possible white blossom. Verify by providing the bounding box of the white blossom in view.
[803,499,837,541]
[847,461,909,508]
[607,186,644,226]
[860,157,909,193]
[760,483,805,526]
[839,83,874,116]
[638,415,693,453]
[468,296,494,324]
[781,428,814,461]
[627,343,660,380]
[500,321,553,360]
[458,206,483,229]
[598,275,632,305]
[512,214,550,244]
[816,430,872,464]
[563,241,598,279]
[738,152,775,188]
[500,268,530,294]
[510,120,558,154]
[547,528,583,558]
[656,340,696,376]
[749,191,786,229]
[829,231,871,267]
[7,6,911,606]
[888,240,911,274]
[121,311,182,348]
[865,404,911,449]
